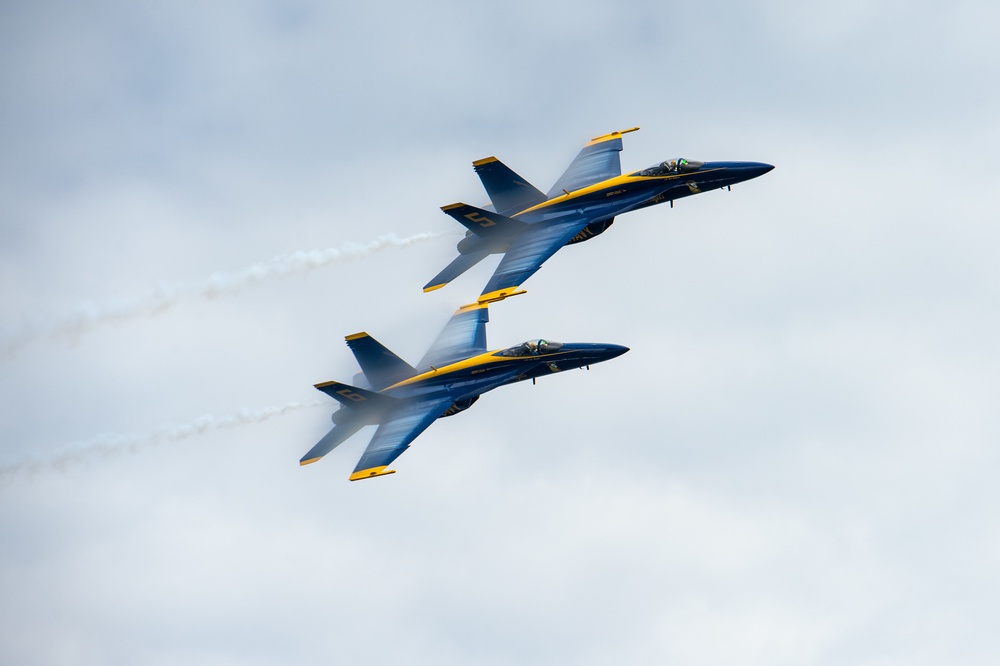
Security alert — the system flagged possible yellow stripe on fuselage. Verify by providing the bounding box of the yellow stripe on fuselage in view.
[512,168,724,218]
[384,350,510,390]
[384,349,567,390]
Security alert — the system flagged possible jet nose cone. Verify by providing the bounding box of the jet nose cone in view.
[587,343,629,362]
[746,162,775,179]
[727,161,774,181]
[705,161,775,183]
[565,342,630,366]
[603,343,630,359]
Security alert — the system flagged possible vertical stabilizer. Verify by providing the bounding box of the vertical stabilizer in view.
[344,333,416,390]
[472,157,547,216]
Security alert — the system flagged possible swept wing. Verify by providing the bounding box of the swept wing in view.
[417,302,489,370]
[349,398,454,480]
[546,127,638,197]
[478,219,591,303]
[349,363,534,481]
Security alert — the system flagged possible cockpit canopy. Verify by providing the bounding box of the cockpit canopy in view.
[634,158,705,177]
[495,339,564,357]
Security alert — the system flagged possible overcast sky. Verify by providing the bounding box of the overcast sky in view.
[2,1,999,664]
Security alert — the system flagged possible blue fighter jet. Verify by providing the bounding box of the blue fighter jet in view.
[301,302,628,480]
[425,127,774,303]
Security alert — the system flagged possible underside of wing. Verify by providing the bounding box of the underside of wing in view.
[349,398,454,481]
[478,220,591,302]
[417,302,490,371]
[546,127,639,198]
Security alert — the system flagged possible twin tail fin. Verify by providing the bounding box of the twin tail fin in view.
[472,156,547,216]
[344,332,415,390]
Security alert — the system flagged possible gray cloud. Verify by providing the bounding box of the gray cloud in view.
[1,1,998,665]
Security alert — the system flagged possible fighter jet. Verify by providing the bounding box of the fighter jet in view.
[301,302,628,480]
[424,127,773,303]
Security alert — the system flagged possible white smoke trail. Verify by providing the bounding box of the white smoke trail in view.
[0,400,327,486]
[1,231,444,357]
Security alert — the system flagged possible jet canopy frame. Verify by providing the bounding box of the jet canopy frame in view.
[495,339,564,357]
[634,158,705,177]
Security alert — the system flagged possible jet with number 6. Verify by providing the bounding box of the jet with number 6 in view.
[424,127,773,303]
[301,301,628,480]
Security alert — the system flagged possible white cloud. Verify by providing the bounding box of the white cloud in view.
[1,1,999,665]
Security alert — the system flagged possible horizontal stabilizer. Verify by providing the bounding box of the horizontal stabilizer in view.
[314,380,397,411]
[344,333,415,390]
[423,250,491,292]
[472,156,547,216]
[440,203,527,239]
[300,415,367,466]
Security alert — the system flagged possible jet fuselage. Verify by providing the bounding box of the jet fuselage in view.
[450,160,774,262]
[514,160,775,225]
[383,342,629,405]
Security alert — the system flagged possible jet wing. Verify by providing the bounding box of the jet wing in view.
[349,398,454,480]
[546,127,639,198]
[417,302,490,371]
[478,219,591,302]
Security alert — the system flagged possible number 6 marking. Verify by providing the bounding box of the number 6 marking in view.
[337,388,366,402]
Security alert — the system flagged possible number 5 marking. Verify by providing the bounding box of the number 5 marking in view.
[464,212,495,228]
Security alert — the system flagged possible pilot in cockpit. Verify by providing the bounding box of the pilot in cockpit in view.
[635,158,703,177]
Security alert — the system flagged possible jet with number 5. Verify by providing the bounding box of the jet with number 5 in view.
[424,127,773,303]
[300,301,628,480]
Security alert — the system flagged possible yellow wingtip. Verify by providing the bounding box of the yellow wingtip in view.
[300,457,321,466]
[349,467,397,481]
[472,156,498,167]
[423,283,446,293]
[345,332,368,341]
[587,126,640,146]
[477,288,527,305]
[456,301,489,313]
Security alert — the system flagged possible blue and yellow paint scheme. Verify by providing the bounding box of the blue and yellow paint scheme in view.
[300,302,628,480]
[424,127,774,302]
